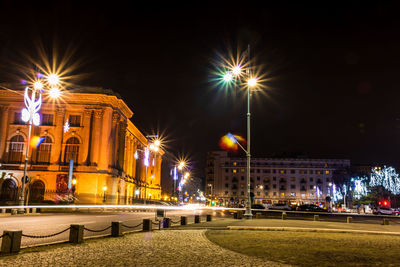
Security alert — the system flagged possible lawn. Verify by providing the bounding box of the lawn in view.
[205,230,400,266]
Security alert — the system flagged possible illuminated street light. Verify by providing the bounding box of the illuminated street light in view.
[47,73,59,86]
[154,139,161,147]
[223,72,233,82]
[248,77,257,87]
[232,65,241,76]
[33,81,43,90]
[49,87,61,99]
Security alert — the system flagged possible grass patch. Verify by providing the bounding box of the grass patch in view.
[205,230,400,266]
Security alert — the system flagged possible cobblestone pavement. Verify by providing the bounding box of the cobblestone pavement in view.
[0,230,288,267]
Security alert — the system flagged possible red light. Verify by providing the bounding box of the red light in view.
[378,202,381,205]
[384,201,388,206]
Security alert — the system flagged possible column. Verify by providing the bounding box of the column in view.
[111,112,119,168]
[98,107,112,170]
[52,108,65,164]
[91,109,104,166]
[0,106,9,162]
[80,109,92,165]
[117,121,127,170]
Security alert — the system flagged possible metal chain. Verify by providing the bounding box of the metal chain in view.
[121,222,143,229]
[171,220,181,224]
[83,226,112,233]
[21,227,70,239]
[0,232,8,239]
[152,221,160,226]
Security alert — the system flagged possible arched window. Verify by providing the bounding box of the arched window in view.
[30,180,45,203]
[0,179,17,202]
[8,135,24,163]
[64,137,79,164]
[36,136,52,164]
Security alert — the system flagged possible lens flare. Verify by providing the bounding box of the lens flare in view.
[30,136,45,148]
[219,133,246,152]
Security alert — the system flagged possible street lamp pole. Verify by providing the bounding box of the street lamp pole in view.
[244,44,252,219]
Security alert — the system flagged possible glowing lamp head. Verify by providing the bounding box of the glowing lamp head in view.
[154,139,161,147]
[232,65,241,76]
[226,133,238,144]
[178,161,185,170]
[103,185,107,191]
[134,150,139,160]
[135,189,140,196]
[72,179,77,185]
[33,81,43,90]
[49,87,61,99]
[223,72,233,82]
[149,144,155,150]
[47,74,60,86]
[184,172,190,179]
[248,77,257,87]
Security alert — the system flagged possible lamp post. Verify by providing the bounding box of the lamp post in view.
[102,185,107,203]
[221,45,258,219]
[18,74,61,213]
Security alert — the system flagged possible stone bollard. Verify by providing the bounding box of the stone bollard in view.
[143,219,152,232]
[1,230,22,254]
[111,221,122,237]
[32,208,37,214]
[282,212,287,220]
[194,215,201,223]
[11,209,17,215]
[181,216,187,226]
[314,215,319,221]
[234,211,243,219]
[163,218,171,228]
[69,224,84,244]
[256,213,262,219]
[206,214,212,222]
[383,218,390,225]
[1,209,5,214]
[347,217,353,223]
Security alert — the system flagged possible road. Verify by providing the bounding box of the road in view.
[0,209,214,247]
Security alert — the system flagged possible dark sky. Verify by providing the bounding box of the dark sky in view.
[1,1,400,181]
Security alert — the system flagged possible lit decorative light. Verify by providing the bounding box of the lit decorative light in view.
[152,158,155,166]
[103,185,107,191]
[49,87,61,99]
[134,150,139,160]
[135,189,140,196]
[47,74,59,86]
[144,147,149,167]
[64,119,70,133]
[370,166,400,194]
[248,77,257,87]
[154,139,161,147]
[173,167,178,180]
[21,87,42,126]
[232,65,241,76]
[33,81,44,90]
[149,144,155,150]
[223,72,233,82]
[184,172,190,179]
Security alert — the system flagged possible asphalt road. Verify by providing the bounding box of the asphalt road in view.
[0,209,213,247]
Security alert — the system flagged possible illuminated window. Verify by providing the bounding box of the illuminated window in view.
[290,177,296,182]
[325,170,330,174]
[233,169,237,173]
[233,162,237,166]
[300,170,306,174]
[316,170,322,175]
[281,192,285,197]
[280,170,285,174]
[8,135,24,163]
[310,193,314,196]
[240,184,244,188]
[290,193,296,197]
[64,137,80,163]
[241,169,245,172]
[301,193,306,198]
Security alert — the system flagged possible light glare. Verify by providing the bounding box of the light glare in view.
[232,65,241,76]
[223,72,233,82]
[47,74,59,86]
[248,77,257,87]
[49,87,61,99]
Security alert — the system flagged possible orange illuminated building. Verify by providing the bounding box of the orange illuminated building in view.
[0,87,162,205]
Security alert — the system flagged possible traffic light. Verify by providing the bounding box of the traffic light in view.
[383,200,389,206]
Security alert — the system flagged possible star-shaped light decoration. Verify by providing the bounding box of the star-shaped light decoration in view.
[64,119,70,133]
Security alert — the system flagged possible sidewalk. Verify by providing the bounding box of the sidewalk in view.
[0,230,288,267]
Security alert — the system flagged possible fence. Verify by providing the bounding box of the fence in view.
[0,214,212,254]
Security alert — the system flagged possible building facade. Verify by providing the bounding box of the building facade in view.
[206,151,350,206]
[0,87,162,205]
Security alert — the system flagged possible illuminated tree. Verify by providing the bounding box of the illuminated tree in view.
[370,166,400,195]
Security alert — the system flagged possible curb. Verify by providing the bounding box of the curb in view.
[226,226,400,236]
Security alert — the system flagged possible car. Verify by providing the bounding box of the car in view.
[251,204,266,210]
[269,203,292,211]
[296,204,328,212]
[373,207,399,215]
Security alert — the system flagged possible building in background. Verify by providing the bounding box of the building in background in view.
[0,87,162,205]
[206,151,350,206]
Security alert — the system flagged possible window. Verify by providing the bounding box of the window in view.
[280,170,286,174]
[265,170,271,173]
[257,169,260,173]
[316,170,322,175]
[241,191,244,195]
[225,176,229,180]
[41,114,54,126]
[273,169,276,173]
[301,193,306,198]
[290,170,295,174]
[225,191,228,195]
[225,184,229,188]
[233,192,237,195]
[290,193,296,197]
[273,177,276,181]
[250,169,254,173]
[300,170,306,174]
[257,176,260,181]
[240,184,244,188]
[36,136,52,164]
[257,192,260,196]
[64,137,80,163]
[273,184,277,189]
[225,169,228,173]
[8,135,24,163]
[241,176,244,180]
[233,162,237,166]
[309,185,314,189]
[325,170,330,174]
[241,169,245,172]
[309,170,314,174]
[281,192,285,197]
[69,115,81,127]
[310,193,314,196]
[273,192,277,196]
[13,112,24,124]
[310,178,314,182]
[290,177,296,182]
[290,184,296,189]
[233,169,237,173]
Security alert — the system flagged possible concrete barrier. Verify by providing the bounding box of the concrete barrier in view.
[347,217,353,223]
[181,216,187,226]
[383,218,390,225]
[282,212,287,220]
[69,224,84,244]
[111,221,122,237]
[314,215,319,221]
[1,230,22,254]
[194,215,200,223]
[256,213,262,219]
[143,219,152,231]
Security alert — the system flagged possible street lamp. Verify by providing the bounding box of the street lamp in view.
[18,73,61,213]
[221,45,259,219]
[103,185,107,203]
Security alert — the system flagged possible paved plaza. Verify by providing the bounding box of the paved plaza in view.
[0,229,288,267]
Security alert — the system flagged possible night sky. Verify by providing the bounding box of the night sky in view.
[1,1,400,183]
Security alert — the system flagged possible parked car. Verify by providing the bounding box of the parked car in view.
[373,206,399,215]
[269,203,292,211]
[251,204,266,210]
[296,204,328,212]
